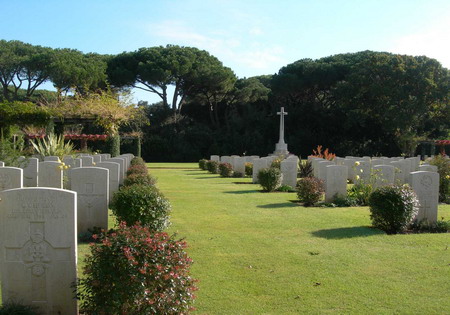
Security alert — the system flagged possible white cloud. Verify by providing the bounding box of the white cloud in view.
[143,20,285,77]
[389,17,450,69]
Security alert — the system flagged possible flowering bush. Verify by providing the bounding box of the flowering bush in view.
[206,160,220,174]
[130,157,146,167]
[296,177,324,206]
[368,185,419,234]
[245,162,253,176]
[218,162,233,177]
[77,222,197,315]
[111,184,171,230]
[310,145,335,161]
[270,158,282,169]
[258,167,282,192]
[126,164,149,176]
[123,173,157,187]
[199,159,208,170]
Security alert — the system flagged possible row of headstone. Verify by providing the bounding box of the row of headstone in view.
[309,155,441,223]
[0,153,135,314]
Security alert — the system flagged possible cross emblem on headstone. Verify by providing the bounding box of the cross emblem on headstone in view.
[5,222,71,303]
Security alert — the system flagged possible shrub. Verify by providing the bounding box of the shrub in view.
[298,160,313,178]
[219,162,233,177]
[130,156,146,166]
[126,164,148,176]
[123,173,157,187]
[347,182,373,206]
[111,184,171,231]
[77,222,197,315]
[428,154,450,202]
[0,301,38,315]
[245,162,253,176]
[199,159,208,170]
[206,160,220,174]
[232,171,244,178]
[270,158,282,169]
[258,167,282,192]
[296,177,324,206]
[368,185,419,234]
[409,218,450,233]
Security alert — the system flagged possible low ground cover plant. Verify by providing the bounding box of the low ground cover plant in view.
[296,177,324,206]
[0,301,38,315]
[219,162,233,177]
[77,222,197,315]
[258,167,282,192]
[111,184,171,231]
[368,185,419,234]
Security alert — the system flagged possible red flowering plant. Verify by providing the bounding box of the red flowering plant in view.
[77,222,198,315]
[126,164,149,176]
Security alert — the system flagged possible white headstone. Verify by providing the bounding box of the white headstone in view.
[0,167,23,191]
[96,161,120,202]
[343,159,356,181]
[92,155,101,163]
[38,161,63,188]
[0,187,78,315]
[389,161,405,184]
[71,167,109,233]
[280,159,298,187]
[80,156,94,167]
[373,165,395,188]
[19,157,39,187]
[418,164,438,172]
[99,153,111,161]
[44,156,61,162]
[220,156,231,164]
[210,155,220,162]
[317,160,334,184]
[311,158,325,178]
[325,165,348,202]
[0,161,5,167]
[252,158,270,183]
[234,157,246,174]
[411,171,439,223]
[108,157,126,184]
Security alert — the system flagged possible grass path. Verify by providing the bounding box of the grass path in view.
[150,163,450,315]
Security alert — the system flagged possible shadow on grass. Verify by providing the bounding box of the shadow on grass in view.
[257,202,299,209]
[223,190,260,194]
[311,226,384,239]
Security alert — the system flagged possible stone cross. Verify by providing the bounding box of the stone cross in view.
[274,107,289,155]
[277,107,288,145]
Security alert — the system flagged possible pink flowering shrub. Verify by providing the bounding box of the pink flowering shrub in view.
[126,164,149,176]
[77,222,198,314]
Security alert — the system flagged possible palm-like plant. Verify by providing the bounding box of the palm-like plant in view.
[30,133,74,160]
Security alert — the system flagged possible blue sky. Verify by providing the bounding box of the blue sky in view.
[2,0,450,103]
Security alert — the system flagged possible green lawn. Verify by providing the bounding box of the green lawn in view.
[148,163,450,315]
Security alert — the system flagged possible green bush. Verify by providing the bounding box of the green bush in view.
[277,184,295,192]
[245,162,253,176]
[428,155,450,202]
[111,184,171,231]
[199,159,208,170]
[258,167,282,192]
[233,171,244,178]
[130,156,146,167]
[219,162,233,177]
[298,160,313,178]
[347,182,373,206]
[409,218,450,233]
[126,164,148,176]
[270,158,282,169]
[368,185,419,234]
[77,222,197,315]
[206,160,220,174]
[123,173,157,187]
[0,301,38,315]
[296,177,324,206]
